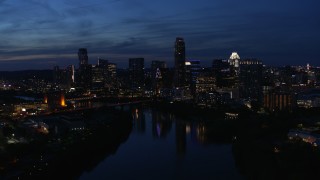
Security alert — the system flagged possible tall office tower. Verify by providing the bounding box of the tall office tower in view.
[229,52,240,68]
[76,48,92,91]
[174,37,186,87]
[92,64,104,89]
[97,58,109,83]
[239,59,263,101]
[195,68,216,94]
[78,64,92,91]
[229,52,240,75]
[78,48,88,67]
[53,66,62,86]
[212,59,234,88]
[98,58,109,85]
[229,52,241,83]
[97,58,117,88]
[129,58,145,89]
[105,63,117,92]
[185,60,201,96]
[107,63,117,81]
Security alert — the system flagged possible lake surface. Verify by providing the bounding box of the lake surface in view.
[79,108,243,180]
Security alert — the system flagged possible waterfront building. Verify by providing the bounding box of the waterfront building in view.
[296,89,320,108]
[263,91,296,111]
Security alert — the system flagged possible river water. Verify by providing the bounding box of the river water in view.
[79,108,243,180]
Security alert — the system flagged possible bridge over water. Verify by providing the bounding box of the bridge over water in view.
[65,97,152,112]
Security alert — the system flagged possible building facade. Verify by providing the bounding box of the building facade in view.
[174,37,186,87]
[129,58,145,90]
[78,48,88,67]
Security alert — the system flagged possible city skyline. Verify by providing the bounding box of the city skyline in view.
[0,0,319,70]
[1,2,320,177]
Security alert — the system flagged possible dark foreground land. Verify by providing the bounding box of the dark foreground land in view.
[2,102,320,179]
[0,108,132,180]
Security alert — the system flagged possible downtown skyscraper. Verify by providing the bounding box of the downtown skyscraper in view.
[78,48,89,67]
[129,58,145,89]
[174,37,186,87]
[77,48,92,91]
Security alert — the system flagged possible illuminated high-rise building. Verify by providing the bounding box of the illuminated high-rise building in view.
[78,48,88,67]
[229,52,240,68]
[229,52,240,78]
[212,52,240,89]
[97,58,117,89]
[174,37,186,87]
[185,60,201,96]
[107,63,117,81]
[92,64,104,89]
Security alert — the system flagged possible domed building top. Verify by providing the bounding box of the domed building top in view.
[229,52,240,60]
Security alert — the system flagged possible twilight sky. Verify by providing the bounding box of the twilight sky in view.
[0,0,319,70]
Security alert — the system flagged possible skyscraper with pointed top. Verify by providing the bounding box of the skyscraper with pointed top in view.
[174,37,186,87]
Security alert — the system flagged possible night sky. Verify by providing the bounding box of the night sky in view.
[0,0,319,70]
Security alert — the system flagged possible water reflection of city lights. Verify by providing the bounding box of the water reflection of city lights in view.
[186,125,191,134]
[132,109,139,119]
[157,123,161,137]
[196,125,206,143]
